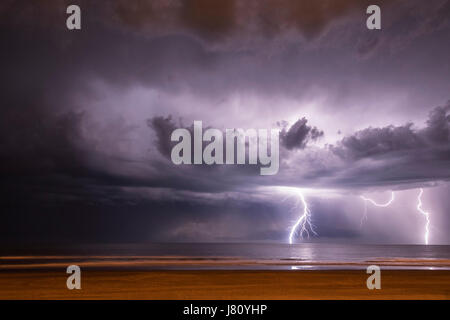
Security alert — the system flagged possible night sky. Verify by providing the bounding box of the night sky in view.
[1,0,449,245]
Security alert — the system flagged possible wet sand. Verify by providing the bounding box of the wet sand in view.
[0,270,449,299]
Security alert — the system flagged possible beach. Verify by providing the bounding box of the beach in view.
[1,269,449,299]
[2,244,449,299]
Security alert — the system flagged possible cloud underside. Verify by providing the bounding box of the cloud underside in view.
[146,102,450,192]
[1,0,449,198]
[327,103,450,188]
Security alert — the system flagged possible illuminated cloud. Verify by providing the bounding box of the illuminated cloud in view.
[0,0,449,244]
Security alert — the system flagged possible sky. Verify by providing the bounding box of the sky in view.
[1,0,449,245]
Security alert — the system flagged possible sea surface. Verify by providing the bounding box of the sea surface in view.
[1,243,450,270]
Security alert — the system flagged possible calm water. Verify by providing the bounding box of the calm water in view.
[78,242,450,261]
[3,243,450,270]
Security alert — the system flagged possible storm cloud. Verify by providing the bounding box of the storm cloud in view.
[1,0,450,244]
[280,117,324,150]
[322,103,450,188]
[332,103,450,160]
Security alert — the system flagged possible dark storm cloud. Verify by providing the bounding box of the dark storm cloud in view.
[2,0,447,103]
[0,179,283,244]
[0,0,340,37]
[1,85,80,188]
[0,1,232,194]
[147,116,178,158]
[145,115,270,189]
[149,114,323,159]
[1,0,403,43]
[260,0,386,38]
[331,103,450,160]
[112,0,397,40]
[180,0,236,40]
[356,0,450,57]
[111,0,235,40]
[1,0,450,244]
[279,117,324,150]
[326,103,450,187]
[144,103,450,192]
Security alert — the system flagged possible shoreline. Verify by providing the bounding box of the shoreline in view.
[1,256,450,270]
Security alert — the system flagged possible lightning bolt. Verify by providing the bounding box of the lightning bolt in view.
[360,191,395,207]
[416,188,430,245]
[288,190,317,244]
[278,186,432,245]
[360,189,431,245]
[359,191,395,226]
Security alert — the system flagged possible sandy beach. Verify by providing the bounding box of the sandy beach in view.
[0,269,449,299]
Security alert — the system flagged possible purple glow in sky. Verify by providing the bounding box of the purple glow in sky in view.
[0,0,449,245]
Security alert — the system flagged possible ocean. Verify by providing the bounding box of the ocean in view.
[1,243,450,270]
